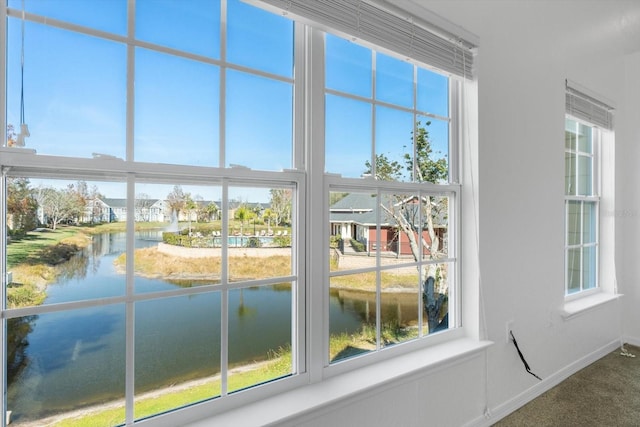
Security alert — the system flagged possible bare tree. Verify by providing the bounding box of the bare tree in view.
[365,121,449,332]
[269,188,292,226]
[135,192,154,222]
[166,185,187,220]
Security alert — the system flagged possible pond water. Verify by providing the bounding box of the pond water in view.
[6,231,418,423]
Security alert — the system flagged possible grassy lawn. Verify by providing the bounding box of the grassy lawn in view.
[6,226,91,308]
[49,347,292,427]
[329,270,419,292]
[7,226,89,269]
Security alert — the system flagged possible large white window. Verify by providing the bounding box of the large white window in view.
[564,81,614,297]
[565,118,599,294]
[325,32,460,365]
[1,0,475,425]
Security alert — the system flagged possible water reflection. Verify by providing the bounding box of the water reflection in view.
[6,231,388,423]
[6,316,37,384]
[330,287,420,332]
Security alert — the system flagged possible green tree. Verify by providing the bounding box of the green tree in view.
[39,186,83,230]
[201,201,219,222]
[184,193,196,233]
[234,203,251,235]
[7,178,37,236]
[406,121,448,183]
[262,208,276,232]
[364,153,403,181]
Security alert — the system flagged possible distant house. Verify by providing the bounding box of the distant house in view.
[83,198,222,223]
[82,198,115,223]
[329,193,446,256]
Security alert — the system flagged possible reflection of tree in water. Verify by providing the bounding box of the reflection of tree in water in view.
[7,316,37,385]
[87,234,105,275]
[56,250,90,283]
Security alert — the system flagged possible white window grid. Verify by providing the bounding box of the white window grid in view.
[0,1,307,424]
[316,27,463,372]
[564,117,600,296]
[0,1,471,424]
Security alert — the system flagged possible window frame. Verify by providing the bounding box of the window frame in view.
[1,1,308,424]
[1,0,476,424]
[315,27,465,375]
[564,116,601,298]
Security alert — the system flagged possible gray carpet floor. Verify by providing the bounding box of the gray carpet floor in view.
[494,344,640,426]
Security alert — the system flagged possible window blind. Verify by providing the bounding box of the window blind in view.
[244,0,475,78]
[566,81,614,130]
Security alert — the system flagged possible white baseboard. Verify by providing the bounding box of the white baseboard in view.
[464,338,620,427]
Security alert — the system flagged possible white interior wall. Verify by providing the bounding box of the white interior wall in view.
[288,1,639,425]
[618,51,640,345]
[187,2,640,426]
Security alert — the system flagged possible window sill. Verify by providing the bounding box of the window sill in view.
[561,292,621,320]
[184,337,492,427]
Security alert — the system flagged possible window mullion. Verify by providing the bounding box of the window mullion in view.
[125,0,135,419]
[0,169,7,426]
[219,0,227,168]
[307,26,326,381]
[220,180,229,395]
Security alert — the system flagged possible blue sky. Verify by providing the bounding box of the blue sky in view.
[6,0,450,198]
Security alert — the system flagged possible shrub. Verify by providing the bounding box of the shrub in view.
[329,235,342,249]
[40,243,80,265]
[245,236,262,248]
[162,232,193,247]
[273,235,291,247]
[350,238,366,252]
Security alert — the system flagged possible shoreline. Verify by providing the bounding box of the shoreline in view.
[10,359,275,427]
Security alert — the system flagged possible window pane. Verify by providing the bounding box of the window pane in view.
[227,0,293,77]
[9,0,127,34]
[376,53,413,108]
[228,283,293,393]
[6,177,127,307]
[565,152,576,195]
[135,293,221,418]
[578,122,593,153]
[416,117,450,183]
[325,95,372,177]
[135,48,220,166]
[419,194,449,260]
[329,273,377,363]
[566,248,581,294]
[583,202,597,244]
[566,200,581,246]
[380,268,420,348]
[577,154,593,196]
[376,106,413,182]
[565,119,577,150]
[418,68,449,117]
[136,0,220,58]
[7,305,126,425]
[228,186,292,282]
[329,192,377,264]
[422,262,450,334]
[133,183,222,294]
[6,21,126,157]
[583,246,597,290]
[325,34,372,98]
[226,70,292,170]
